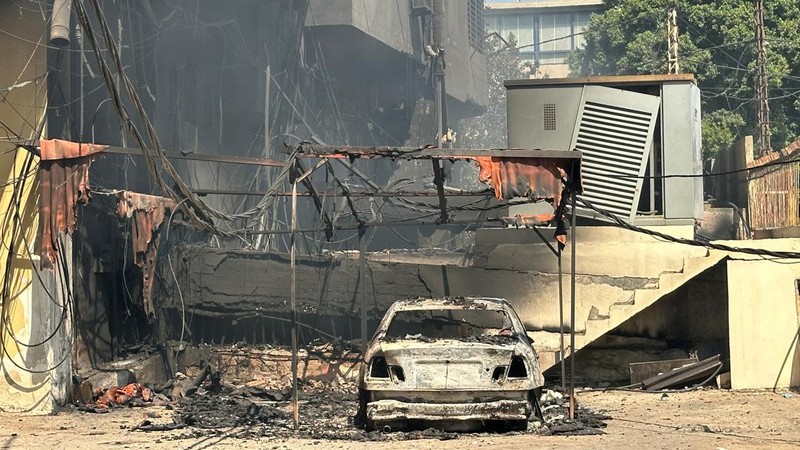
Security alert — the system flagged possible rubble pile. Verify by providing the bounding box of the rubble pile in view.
[536,389,610,436]
[132,384,608,441]
[177,393,287,428]
[75,344,609,441]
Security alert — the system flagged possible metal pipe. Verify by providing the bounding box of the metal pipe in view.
[359,230,368,355]
[569,188,577,420]
[50,0,73,46]
[290,181,299,431]
[76,23,84,140]
[558,247,565,390]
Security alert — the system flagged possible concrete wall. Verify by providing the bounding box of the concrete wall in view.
[306,0,488,116]
[0,1,72,412]
[443,0,489,111]
[724,239,800,389]
[711,136,753,208]
[164,223,707,341]
[307,0,413,54]
[615,263,729,354]
[473,226,701,278]
[155,230,800,390]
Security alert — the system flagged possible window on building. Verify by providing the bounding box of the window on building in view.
[467,0,485,52]
[516,14,534,50]
[486,10,598,67]
[573,12,592,49]
[539,13,572,64]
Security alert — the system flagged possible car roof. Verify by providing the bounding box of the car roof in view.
[388,296,511,311]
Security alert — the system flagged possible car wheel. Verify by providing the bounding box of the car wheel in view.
[355,388,374,431]
[505,419,529,431]
[530,388,544,421]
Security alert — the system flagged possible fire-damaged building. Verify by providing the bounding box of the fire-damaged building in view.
[0,0,497,412]
[1,0,799,422]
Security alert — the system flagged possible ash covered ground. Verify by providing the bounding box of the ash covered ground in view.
[133,381,608,442]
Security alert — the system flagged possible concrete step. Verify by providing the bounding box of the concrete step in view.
[534,251,728,372]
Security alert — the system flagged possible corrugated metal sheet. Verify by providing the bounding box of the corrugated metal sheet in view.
[570,86,660,220]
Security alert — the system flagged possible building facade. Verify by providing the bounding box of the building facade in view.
[485,0,604,78]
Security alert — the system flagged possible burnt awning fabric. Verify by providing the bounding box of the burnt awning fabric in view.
[38,139,107,268]
[473,156,579,206]
[117,191,177,319]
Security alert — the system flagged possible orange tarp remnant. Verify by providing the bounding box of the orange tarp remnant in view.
[93,383,154,409]
[38,139,108,267]
[500,214,556,228]
[117,192,177,319]
[473,157,566,205]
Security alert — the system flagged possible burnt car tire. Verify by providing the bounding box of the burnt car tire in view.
[505,419,529,431]
[355,388,375,431]
[530,388,544,422]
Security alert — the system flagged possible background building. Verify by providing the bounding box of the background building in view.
[484,0,604,78]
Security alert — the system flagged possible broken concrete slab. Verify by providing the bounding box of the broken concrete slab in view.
[84,369,136,390]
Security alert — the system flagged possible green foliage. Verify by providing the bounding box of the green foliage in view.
[570,0,800,158]
[459,34,532,148]
[702,110,746,158]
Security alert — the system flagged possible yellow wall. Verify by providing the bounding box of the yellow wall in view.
[0,1,70,413]
[725,239,800,389]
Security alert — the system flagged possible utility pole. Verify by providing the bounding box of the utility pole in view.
[667,9,679,74]
[754,0,771,154]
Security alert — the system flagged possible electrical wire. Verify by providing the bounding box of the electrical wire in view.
[577,197,800,260]
[602,152,800,180]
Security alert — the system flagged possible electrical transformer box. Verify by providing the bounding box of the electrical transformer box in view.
[505,74,702,225]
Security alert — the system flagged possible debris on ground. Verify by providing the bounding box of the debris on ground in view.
[639,355,722,391]
[536,389,609,436]
[78,383,155,412]
[79,344,610,441]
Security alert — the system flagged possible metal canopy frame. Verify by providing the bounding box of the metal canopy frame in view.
[288,144,583,423]
[290,144,584,161]
[29,139,583,426]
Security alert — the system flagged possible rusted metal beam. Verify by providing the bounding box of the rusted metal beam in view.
[569,187,577,420]
[103,146,285,167]
[293,159,333,239]
[326,164,365,226]
[191,188,493,197]
[292,144,581,161]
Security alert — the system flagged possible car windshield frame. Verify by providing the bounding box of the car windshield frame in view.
[383,307,516,341]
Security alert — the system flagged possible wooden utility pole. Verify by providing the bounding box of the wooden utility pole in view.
[667,9,679,74]
[754,0,771,154]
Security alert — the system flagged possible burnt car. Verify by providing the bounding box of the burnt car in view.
[356,297,544,431]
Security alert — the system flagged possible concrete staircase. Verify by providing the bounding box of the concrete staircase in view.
[468,226,729,373]
[530,250,728,372]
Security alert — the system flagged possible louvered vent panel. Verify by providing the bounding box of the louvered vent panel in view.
[572,94,659,221]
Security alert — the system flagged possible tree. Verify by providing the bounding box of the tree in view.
[459,34,532,148]
[569,0,800,159]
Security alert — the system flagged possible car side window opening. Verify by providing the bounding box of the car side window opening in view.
[385,309,511,340]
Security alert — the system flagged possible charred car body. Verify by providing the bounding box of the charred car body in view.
[356,297,544,430]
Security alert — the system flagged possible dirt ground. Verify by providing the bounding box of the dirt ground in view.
[1,388,798,449]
